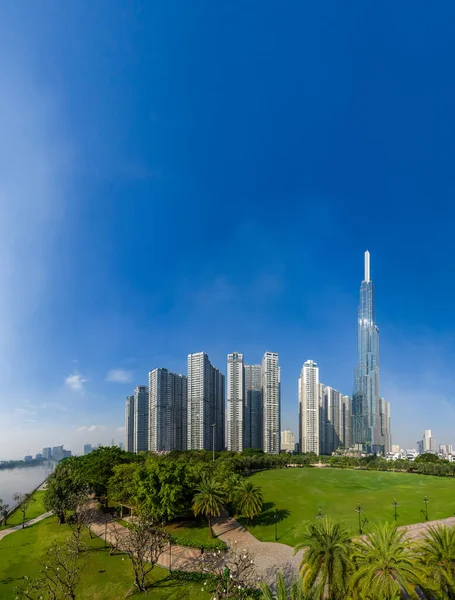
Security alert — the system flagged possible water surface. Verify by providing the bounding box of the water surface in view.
[0,464,53,508]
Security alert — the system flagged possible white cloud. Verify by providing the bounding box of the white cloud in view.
[24,419,37,423]
[105,369,133,384]
[116,427,125,433]
[65,371,87,392]
[76,425,106,433]
[15,408,37,415]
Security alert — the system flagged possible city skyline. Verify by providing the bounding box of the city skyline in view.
[3,1,455,462]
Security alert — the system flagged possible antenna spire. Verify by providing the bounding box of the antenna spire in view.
[364,250,370,282]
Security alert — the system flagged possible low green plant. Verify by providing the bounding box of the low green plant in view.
[169,534,227,551]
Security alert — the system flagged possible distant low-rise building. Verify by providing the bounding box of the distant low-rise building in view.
[35,453,43,460]
[24,455,32,462]
[84,444,92,455]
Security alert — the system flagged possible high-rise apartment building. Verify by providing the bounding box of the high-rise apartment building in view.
[281,429,295,452]
[244,364,262,450]
[125,395,135,452]
[380,398,392,454]
[353,251,385,454]
[342,395,352,449]
[320,386,352,454]
[133,386,149,453]
[299,360,320,454]
[42,447,52,460]
[83,444,92,455]
[262,351,280,454]
[423,429,435,453]
[149,368,188,452]
[187,353,225,451]
[227,353,244,452]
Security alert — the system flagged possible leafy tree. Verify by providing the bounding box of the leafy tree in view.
[13,492,36,529]
[418,524,455,599]
[192,477,226,537]
[293,517,352,599]
[234,479,263,521]
[414,453,440,464]
[133,459,194,522]
[0,499,9,526]
[78,446,139,502]
[44,460,89,525]
[108,462,141,506]
[350,523,422,599]
[122,517,168,594]
[260,571,308,600]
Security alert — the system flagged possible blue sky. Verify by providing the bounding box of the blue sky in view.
[1,1,455,458]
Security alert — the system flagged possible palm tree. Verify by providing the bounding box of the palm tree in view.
[418,524,455,599]
[293,517,352,600]
[350,522,422,599]
[192,477,226,537]
[234,479,263,521]
[260,571,309,599]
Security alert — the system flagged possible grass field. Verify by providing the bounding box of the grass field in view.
[0,516,210,599]
[241,468,455,546]
[165,518,216,547]
[0,490,46,531]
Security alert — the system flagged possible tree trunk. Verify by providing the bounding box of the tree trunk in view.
[208,514,214,538]
[57,512,66,525]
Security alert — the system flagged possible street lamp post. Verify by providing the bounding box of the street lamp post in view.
[393,499,399,523]
[356,502,368,535]
[212,423,216,463]
[169,537,172,572]
[423,496,429,521]
[104,520,107,549]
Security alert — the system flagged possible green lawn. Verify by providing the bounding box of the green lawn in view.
[165,518,217,547]
[0,490,46,530]
[241,468,455,546]
[0,516,210,599]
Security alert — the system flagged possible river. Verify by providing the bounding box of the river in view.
[0,464,54,508]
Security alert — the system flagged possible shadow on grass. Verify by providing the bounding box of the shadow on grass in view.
[252,508,291,527]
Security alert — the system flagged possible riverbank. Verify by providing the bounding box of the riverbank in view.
[0,490,46,531]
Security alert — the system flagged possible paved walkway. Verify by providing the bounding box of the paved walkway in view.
[212,515,303,584]
[398,515,455,541]
[89,517,203,572]
[88,511,455,585]
[0,512,53,542]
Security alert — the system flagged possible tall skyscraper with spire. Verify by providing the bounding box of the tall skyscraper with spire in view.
[352,251,385,454]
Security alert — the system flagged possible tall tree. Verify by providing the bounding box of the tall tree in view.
[293,517,352,600]
[0,499,9,526]
[13,492,36,529]
[234,479,263,521]
[192,477,226,537]
[44,460,89,525]
[418,524,455,599]
[350,523,422,599]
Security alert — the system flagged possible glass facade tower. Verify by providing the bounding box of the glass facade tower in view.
[352,251,384,454]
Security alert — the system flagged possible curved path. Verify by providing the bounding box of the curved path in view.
[212,515,303,584]
[0,511,53,542]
